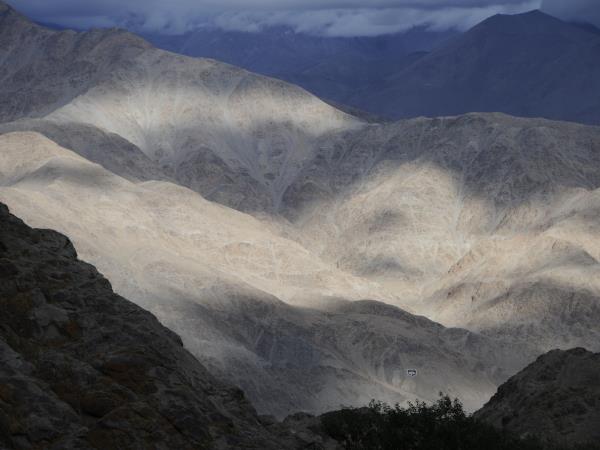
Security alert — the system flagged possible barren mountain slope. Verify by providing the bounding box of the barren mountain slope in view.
[475,348,600,445]
[0,132,530,417]
[0,1,359,212]
[51,61,360,211]
[0,3,150,123]
[0,119,169,183]
[283,113,600,352]
[0,200,314,450]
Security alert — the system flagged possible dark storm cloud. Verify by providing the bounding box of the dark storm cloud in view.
[6,0,565,36]
[541,0,600,27]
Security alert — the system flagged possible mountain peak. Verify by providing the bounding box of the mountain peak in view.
[0,0,13,14]
[492,9,553,20]
[0,0,38,29]
[476,8,569,33]
[519,9,550,17]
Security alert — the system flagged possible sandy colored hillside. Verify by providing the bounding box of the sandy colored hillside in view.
[285,114,600,352]
[0,132,526,417]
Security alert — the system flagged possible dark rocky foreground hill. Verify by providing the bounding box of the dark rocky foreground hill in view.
[476,348,600,445]
[0,201,328,449]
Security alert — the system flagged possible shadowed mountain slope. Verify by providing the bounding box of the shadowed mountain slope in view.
[476,348,600,445]
[348,10,600,124]
[0,3,151,123]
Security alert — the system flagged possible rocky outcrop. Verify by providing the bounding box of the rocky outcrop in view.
[475,348,600,445]
[0,201,318,449]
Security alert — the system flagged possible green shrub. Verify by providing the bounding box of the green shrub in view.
[320,394,600,450]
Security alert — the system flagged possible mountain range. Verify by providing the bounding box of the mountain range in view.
[3,199,597,448]
[142,25,454,117]
[0,0,599,429]
[143,10,600,125]
[356,10,600,123]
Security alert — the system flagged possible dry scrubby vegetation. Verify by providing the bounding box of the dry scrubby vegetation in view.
[321,395,600,450]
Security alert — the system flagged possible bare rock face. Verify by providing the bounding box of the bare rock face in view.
[0,2,150,123]
[475,348,600,445]
[0,201,314,449]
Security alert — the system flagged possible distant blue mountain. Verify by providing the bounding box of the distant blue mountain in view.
[350,10,600,124]
[142,26,456,113]
[34,20,80,31]
[573,21,600,36]
[144,11,600,125]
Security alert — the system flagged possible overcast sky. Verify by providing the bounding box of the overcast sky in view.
[6,0,600,36]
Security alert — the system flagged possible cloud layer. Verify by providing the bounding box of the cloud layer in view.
[541,0,600,27]
[8,0,599,36]
[215,3,540,37]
